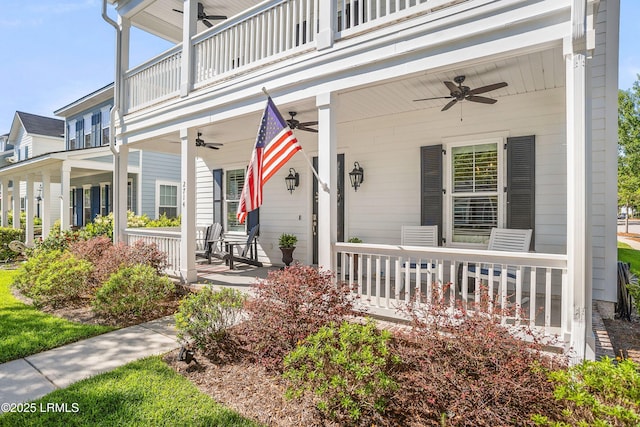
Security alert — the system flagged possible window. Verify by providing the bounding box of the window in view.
[157,182,179,218]
[101,109,110,146]
[83,187,92,225]
[75,121,83,150]
[226,169,245,232]
[23,147,28,160]
[449,142,500,244]
[68,122,76,150]
[91,112,101,147]
[84,115,92,148]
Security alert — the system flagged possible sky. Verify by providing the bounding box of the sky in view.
[0,0,638,134]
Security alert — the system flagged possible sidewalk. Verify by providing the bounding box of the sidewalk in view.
[0,316,179,411]
[618,235,640,250]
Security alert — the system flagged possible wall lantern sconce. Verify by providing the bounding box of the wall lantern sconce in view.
[285,168,300,193]
[349,162,364,191]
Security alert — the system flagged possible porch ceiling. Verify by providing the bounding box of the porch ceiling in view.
[138,45,565,149]
[125,0,263,43]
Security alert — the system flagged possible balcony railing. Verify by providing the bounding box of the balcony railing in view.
[334,242,570,341]
[123,0,468,112]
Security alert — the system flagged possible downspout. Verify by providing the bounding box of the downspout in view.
[102,0,123,242]
[101,0,120,157]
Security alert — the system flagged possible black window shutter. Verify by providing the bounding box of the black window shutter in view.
[421,145,443,245]
[212,169,223,226]
[247,208,259,235]
[506,135,535,249]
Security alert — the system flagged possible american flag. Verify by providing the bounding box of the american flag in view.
[237,97,302,223]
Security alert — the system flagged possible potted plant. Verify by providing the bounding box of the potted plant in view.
[347,237,362,276]
[279,233,297,267]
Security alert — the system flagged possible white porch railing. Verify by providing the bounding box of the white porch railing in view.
[123,0,469,112]
[124,227,181,277]
[124,45,182,113]
[194,0,318,87]
[334,242,570,342]
[336,0,466,33]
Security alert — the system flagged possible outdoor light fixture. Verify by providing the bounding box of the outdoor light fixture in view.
[285,168,299,193]
[349,162,364,191]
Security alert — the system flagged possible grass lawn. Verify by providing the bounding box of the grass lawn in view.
[618,242,640,277]
[0,356,259,427]
[0,269,114,364]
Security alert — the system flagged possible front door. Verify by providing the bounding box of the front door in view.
[312,154,345,265]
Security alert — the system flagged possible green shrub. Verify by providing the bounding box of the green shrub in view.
[13,250,92,307]
[628,282,640,316]
[93,264,175,317]
[35,228,82,252]
[0,226,24,261]
[175,287,245,352]
[533,357,640,426]
[283,320,400,424]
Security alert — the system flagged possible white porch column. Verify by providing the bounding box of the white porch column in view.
[117,15,130,112]
[60,163,71,231]
[25,175,35,246]
[12,177,21,230]
[317,0,336,50]
[180,0,197,97]
[0,178,5,227]
[316,92,337,270]
[565,0,593,362]
[179,128,197,282]
[114,144,129,244]
[41,172,51,238]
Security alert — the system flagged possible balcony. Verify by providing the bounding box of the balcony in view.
[123,0,470,113]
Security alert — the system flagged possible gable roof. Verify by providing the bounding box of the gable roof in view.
[15,111,64,138]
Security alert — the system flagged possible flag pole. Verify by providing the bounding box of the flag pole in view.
[261,87,330,193]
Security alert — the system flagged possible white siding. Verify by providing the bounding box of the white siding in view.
[590,0,619,303]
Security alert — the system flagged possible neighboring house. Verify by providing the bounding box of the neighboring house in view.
[105,0,619,361]
[0,112,65,239]
[0,86,180,244]
[0,134,14,167]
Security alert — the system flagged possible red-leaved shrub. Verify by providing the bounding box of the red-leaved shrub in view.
[386,287,566,426]
[240,264,358,371]
[70,237,167,287]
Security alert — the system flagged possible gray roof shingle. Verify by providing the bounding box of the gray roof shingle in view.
[16,111,64,138]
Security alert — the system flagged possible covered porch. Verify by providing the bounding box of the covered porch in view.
[108,0,618,362]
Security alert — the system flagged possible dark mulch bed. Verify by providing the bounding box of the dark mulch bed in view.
[163,349,338,427]
[11,284,188,328]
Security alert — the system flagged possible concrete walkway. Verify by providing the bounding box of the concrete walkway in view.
[0,316,179,411]
[618,235,640,250]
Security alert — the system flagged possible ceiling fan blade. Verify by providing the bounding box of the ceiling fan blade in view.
[467,95,497,104]
[413,96,454,101]
[172,8,184,13]
[202,19,213,28]
[204,15,227,20]
[207,145,220,150]
[444,81,460,94]
[441,99,458,111]
[298,121,318,127]
[469,82,508,95]
[298,125,319,133]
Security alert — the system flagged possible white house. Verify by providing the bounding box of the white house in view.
[103,0,619,361]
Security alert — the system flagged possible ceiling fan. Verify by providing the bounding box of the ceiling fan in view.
[414,75,508,111]
[195,132,223,150]
[286,112,318,133]
[172,2,227,28]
